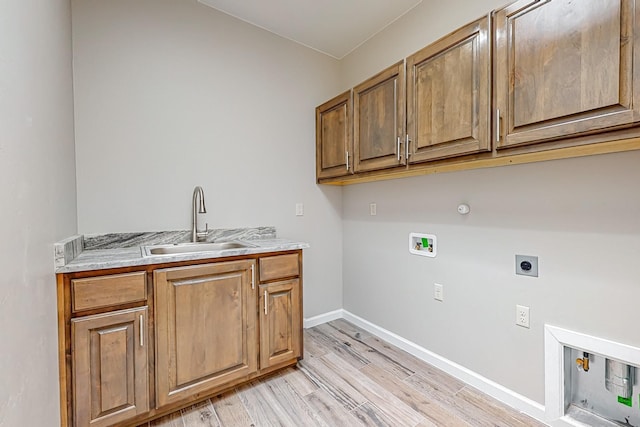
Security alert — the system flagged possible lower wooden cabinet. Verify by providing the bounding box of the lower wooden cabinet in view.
[259,279,302,369]
[71,307,149,427]
[58,250,303,427]
[153,260,257,407]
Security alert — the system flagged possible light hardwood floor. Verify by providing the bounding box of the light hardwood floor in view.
[142,319,546,427]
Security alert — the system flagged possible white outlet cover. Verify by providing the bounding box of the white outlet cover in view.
[516,304,530,328]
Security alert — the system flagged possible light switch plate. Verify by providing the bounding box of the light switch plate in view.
[434,283,444,301]
[295,203,304,216]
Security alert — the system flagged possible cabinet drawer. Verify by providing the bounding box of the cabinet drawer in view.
[72,271,147,312]
[259,254,299,282]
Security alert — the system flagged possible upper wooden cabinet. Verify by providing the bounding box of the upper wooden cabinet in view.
[494,0,640,149]
[407,15,491,162]
[316,91,353,180]
[316,0,640,184]
[354,61,406,172]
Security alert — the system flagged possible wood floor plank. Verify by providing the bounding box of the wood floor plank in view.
[276,365,318,398]
[149,411,184,427]
[303,389,368,427]
[329,318,372,340]
[297,352,368,410]
[456,387,546,427]
[259,372,328,426]
[405,373,533,427]
[318,322,415,380]
[320,352,426,426]
[180,400,221,427]
[361,363,471,427]
[350,402,408,427]
[305,326,370,369]
[362,336,466,394]
[303,331,330,358]
[237,379,296,427]
[210,391,255,426]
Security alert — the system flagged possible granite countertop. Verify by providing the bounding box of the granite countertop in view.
[55,227,309,274]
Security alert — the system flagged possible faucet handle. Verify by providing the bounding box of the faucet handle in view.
[196,223,209,240]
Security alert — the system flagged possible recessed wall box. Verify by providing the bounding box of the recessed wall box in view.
[409,233,437,257]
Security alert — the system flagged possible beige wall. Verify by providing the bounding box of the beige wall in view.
[72,0,344,318]
[0,0,77,425]
[340,0,640,404]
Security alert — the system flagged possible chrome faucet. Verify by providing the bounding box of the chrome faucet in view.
[191,186,208,242]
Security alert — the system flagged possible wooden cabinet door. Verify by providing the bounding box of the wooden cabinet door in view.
[407,15,491,162]
[354,61,406,172]
[154,260,257,407]
[72,307,149,427]
[316,90,353,180]
[495,0,640,149]
[259,279,301,369]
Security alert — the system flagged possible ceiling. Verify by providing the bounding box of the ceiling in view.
[197,0,423,59]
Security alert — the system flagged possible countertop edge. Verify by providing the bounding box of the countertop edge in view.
[55,240,310,274]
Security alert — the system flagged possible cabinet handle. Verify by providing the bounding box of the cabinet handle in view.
[250,264,255,289]
[139,314,144,347]
[345,150,350,171]
[397,137,401,161]
[496,109,501,143]
[405,134,411,160]
[264,290,268,315]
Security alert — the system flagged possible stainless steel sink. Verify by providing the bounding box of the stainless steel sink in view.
[141,241,256,257]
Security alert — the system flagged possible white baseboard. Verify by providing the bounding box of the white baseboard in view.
[303,309,344,329]
[305,309,549,425]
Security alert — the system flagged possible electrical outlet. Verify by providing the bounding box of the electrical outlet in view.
[434,283,444,301]
[516,305,530,328]
[516,255,538,277]
[295,203,304,216]
[369,203,377,216]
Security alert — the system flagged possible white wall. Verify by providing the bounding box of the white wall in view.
[72,0,344,317]
[0,0,77,425]
[340,0,640,405]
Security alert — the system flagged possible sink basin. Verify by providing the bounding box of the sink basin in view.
[141,241,256,257]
